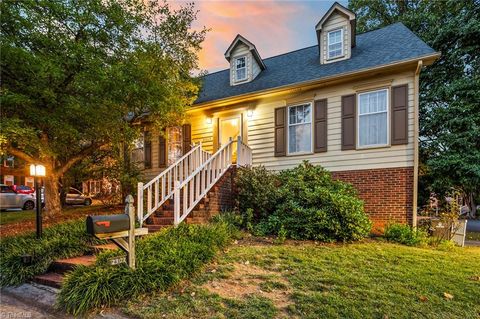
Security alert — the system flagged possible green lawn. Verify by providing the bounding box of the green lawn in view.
[0,210,36,225]
[0,205,103,226]
[125,238,480,319]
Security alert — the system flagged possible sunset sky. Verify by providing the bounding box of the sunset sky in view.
[176,0,348,73]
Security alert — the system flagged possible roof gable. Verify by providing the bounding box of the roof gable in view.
[196,23,437,105]
[224,34,266,70]
[315,2,355,31]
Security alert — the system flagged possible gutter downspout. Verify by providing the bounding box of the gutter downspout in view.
[413,60,423,227]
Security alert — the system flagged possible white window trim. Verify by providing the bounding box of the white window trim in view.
[234,56,248,82]
[357,88,390,149]
[287,102,314,155]
[327,28,344,60]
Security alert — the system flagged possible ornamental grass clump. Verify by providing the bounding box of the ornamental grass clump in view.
[0,219,102,287]
[58,221,237,315]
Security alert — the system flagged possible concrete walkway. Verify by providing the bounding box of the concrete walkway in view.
[1,283,130,319]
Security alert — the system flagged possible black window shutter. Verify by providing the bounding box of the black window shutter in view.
[182,124,192,154]
[314,99,328,153]
[341,94,356,150]
[144,131,152,169]
[391,84,408,145]
[274,107,287,156]
[158,131,167,168]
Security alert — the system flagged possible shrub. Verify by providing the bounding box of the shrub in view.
[235,166,280,221]
[0,220,103,286]
[384,223,428,246]
[237,162,371,242]
[58,220,237,315]
[260,162,371,242]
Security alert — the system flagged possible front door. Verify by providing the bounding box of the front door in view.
[219,116,241,146]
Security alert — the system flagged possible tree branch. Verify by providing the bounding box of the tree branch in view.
[5,146,37,164]
[56,143,108,176]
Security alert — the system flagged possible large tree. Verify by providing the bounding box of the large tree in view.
[349,0,480,216]
[1,0,206,214]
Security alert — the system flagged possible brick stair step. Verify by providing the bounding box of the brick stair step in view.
[155,210,174,218]
[50,255,96,274]
[151,217,174,225]
[33,272,64,289]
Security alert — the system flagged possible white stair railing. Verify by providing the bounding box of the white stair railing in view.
[137,136,253,226]
[173,138,236,225]
[236,135,253,167]
[137,143,211,223]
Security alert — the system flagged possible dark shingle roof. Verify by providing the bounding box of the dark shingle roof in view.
[194,23,435,105]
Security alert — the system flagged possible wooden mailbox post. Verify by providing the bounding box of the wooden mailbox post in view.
[87,195,147,269]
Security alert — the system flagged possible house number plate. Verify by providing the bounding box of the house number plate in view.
[109,256,126,266]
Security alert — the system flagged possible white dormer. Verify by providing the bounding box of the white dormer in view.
[315,2,356,65]
[225,35,266,86]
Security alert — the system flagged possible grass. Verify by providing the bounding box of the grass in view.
[0,219,103,286]
[125,238,480,319]
[57,221,241,315]
[466,232,480,241]
[0,210,35,225]
[0,205,103,225]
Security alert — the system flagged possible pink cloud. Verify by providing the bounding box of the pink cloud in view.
[171,1,337,72]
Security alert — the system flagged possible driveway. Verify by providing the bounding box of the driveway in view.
[466,219,480,232]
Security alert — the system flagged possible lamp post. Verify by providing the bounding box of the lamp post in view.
[30,164,46,239]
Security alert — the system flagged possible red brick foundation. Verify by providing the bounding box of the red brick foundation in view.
[331,167,414,231]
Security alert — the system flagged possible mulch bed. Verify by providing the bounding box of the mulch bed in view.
[0,205,122,238]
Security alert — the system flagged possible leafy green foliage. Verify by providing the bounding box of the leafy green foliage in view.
[0,0,206,212]
[384,223,428,246]
[57,221,238,315]
[267,162,371,242]
[0,220,102,286]
[236,162,371,242]
[349,0,480,215]
[235,166,280,221]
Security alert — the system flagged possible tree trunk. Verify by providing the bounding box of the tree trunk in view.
[468,192,477,218]
[44,174,62,215]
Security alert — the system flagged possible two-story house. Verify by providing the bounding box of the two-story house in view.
[137,3,439,231]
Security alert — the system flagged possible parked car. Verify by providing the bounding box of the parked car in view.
[12,184,35,194]
[65,187,92,206]
[0,184,36,210]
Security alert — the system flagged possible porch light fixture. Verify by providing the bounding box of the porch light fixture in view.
[206,117,213,124]
[247,109,253,118]
[30,164,46,239]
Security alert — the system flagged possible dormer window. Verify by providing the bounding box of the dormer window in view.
[327,29,343,59]
[225,35,266,86]
[315,2,356,64]
[235,56,247,82]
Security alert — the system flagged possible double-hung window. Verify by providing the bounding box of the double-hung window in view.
[288,103,312,154]
[235,56,247,82]
[358,89,389,147]
[327,29,343,59]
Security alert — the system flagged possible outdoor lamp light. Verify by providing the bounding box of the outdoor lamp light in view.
[247,109,254,118]
[30,164,46,177]
[206,117,213,124]
[30,164,46,239]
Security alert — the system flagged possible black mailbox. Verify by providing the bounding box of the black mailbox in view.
[86,214,130,235]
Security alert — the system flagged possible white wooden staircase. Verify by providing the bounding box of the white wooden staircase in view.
[137,136,252,231]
